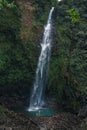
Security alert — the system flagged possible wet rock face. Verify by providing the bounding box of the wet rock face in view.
[78,105,87,118]
[47,97,58,110]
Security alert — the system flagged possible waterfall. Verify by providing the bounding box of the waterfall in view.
[28,7,54,111]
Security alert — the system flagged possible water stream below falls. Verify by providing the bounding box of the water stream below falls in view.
[28,7,54,111]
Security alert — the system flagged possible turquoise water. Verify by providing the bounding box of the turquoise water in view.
[13,107,57,117]
[28,108,56,116]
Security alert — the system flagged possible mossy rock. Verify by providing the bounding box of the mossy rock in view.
[0,105,7,124]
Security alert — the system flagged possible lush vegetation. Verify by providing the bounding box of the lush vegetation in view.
[0,0,57,94]
[0,0,37,95]
[0,0,87,112]
[48,0,87,111]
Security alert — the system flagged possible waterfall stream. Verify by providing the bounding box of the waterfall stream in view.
[28,7,54,111]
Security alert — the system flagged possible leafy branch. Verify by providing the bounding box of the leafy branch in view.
[66,8,80,23]
[0,0,16,9]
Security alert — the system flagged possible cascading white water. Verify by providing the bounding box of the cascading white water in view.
[28,7,54,111]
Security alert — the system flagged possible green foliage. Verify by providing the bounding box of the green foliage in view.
[0,105,6,123]
[0,40,37,86]
[0,105,6,115]
[66,8,80,23]
[0,0,58,92]
[48,0,87,110]
[48,54,67,99]
[0,0,87,112]
[0,0,16,9]
[33,0,57,24]
[0,3,37,87]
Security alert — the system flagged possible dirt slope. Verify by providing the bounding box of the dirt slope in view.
[18,0,34,40]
